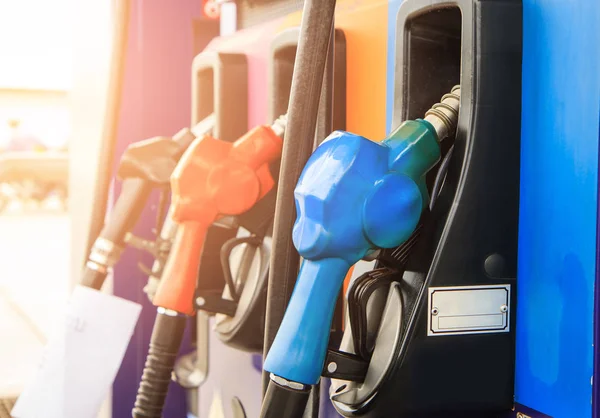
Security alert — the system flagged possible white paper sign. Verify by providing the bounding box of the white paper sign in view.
[12,285,142,418]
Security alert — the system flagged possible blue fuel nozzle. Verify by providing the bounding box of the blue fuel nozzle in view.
[264,87,460,385]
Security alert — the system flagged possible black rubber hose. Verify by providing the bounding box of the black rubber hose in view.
[79,268,108,292]
[262,0,337,394]
[81,177,153,290]
[132,311,187,418]
[259,379,311,418]
[304,20,334,418]
[96,177,153,246]
[313,20,335,145]
[429,144,454,209]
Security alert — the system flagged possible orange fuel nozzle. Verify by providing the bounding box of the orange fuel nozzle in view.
[152,115,286,315]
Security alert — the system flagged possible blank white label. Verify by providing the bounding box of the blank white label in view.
[12,286,141,418]
[428,285,510,336]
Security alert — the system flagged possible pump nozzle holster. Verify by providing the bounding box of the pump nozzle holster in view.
[264,120,441,385]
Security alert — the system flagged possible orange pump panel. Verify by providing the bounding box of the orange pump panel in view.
[153,126,283,314]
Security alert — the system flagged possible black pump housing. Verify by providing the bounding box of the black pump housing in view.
[330,0,522,416]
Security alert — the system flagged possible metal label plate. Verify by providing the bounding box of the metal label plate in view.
[427,284,511,336]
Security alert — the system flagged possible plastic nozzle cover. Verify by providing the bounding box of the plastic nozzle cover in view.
[264,120,441,385]
[152,124,283,314]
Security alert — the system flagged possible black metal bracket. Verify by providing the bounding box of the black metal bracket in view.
[321,349,369,383]
[195,290,238,317]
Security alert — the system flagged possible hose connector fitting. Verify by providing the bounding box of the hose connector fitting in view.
[424,85,461,142]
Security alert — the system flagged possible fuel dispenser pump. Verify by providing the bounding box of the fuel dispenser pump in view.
[262,0,521,415]
[126,51,249,302]
[81,114,215,290]
[260,88,460,418]
[327,1,521,416]
[166,26,349,416]
[132,116,287,418]
[131,48,253,418]
[194,25,349,357]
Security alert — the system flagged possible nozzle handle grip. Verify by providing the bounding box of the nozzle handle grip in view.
[132,312,186,418]
[152,222,209,314]
[264,258,350,385]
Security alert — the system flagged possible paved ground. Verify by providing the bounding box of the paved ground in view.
[0,212,70,397]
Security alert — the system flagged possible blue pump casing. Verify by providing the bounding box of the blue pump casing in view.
[264,120,440,385]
